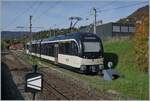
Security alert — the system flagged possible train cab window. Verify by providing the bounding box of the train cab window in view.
[83,42,100,53]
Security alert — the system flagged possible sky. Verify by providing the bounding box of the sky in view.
[1,0,149,32]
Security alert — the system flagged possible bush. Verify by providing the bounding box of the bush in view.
[133,15,149,72]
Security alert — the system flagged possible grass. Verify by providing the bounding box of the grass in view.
[102,38,149,99]
[19,38,149,100]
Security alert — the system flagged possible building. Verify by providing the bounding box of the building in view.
[80,22,135,39]
[9,43,24,50]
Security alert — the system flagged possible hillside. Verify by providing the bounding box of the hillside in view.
[117,5,149,24]
[1,31,31,40]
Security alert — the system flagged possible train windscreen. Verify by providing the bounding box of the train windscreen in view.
[83,42,100,52]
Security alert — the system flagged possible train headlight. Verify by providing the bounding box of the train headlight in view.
[107,61,113,69]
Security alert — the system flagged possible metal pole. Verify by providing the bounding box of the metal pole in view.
[29,15,32,49]
[93,8,97,34]
[49,27,51,37]
[29,15,34,64]
[54,29,55,36]
[30,16,32,37]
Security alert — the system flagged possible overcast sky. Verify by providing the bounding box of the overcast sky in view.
[1,0,149,32]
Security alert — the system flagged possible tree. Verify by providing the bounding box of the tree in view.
[133,15,148,72]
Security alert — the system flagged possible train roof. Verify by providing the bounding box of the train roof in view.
[30,32,99,44]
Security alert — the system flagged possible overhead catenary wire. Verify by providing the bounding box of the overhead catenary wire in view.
[30,1,43,15]
[3,1,148,31]
[96,1,118,10]
[97,1,148,13]
[32,1,60,23]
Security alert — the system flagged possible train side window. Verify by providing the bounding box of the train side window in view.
[38,44,40,54]
[71,41,78,56]
[46,43,48,55]
[44,44,46,55]
[35,44,37,53]
[46,43,54,57]
[59,41,78,56]
[33,44,35,52]
[47,43,52,56]
[65,42,70,55]
[59,43,65,54]
[47,43,49,56]
[51,44,54,56]
[41,44,44,55]
[31,44,34,52]
[42,44,44,54]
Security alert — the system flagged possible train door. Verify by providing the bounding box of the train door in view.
[54,43,59,64]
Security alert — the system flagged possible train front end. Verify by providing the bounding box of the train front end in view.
[79,33,104,73]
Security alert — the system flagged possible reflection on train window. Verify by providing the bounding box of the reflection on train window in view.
[59,41,78,56]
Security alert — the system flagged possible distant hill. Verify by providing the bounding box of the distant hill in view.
[1,31,31,40]
[117,5,149,24]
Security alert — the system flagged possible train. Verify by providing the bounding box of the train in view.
[26,32,105,74]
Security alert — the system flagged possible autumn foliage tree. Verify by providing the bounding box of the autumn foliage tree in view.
[133,15,149,72]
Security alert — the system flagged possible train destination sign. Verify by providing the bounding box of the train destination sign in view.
[25,72,43,92]
[84,37,96,40]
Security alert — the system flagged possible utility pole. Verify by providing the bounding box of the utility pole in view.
[29,16,37,71]
[93,8,97,34]
[16,16,43,69]
[49,27,51,37]
[29,15,35,65]
[54,30,55,37]
[53,24,56,37]
[29,15,36,100]
[30,16,32,40]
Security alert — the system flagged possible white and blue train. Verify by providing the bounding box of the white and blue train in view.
[26,32,104,74]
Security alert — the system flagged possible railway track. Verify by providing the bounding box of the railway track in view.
[41,69,97,100]
[5,50,116,100]
[4,50,99,100]
[7,51,71,100]
[43,79,70,100]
